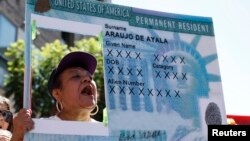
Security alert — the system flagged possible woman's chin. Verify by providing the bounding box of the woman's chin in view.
[80,103,96,110]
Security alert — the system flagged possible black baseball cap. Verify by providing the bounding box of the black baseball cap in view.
[48,51,97,94]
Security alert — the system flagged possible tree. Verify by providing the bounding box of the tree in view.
[4,38,105,121]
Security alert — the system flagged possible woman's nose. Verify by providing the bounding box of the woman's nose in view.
[0,117,4,128]
[80,76,92,83]
[0,115,4,121]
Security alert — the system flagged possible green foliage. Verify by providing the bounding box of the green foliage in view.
[4,40,26,112]
[4,38,105,121]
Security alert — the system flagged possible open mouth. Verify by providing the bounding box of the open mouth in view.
[81,85,93,96]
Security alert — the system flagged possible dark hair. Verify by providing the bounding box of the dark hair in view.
[48,70,62,101]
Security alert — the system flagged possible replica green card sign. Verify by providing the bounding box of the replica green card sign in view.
[24,0,227,140]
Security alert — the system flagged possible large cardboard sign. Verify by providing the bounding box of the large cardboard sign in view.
[24,0,227,140]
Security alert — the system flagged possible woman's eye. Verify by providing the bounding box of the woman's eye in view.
[72,75,81,79]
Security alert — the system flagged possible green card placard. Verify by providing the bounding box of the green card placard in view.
[24,0,226,140]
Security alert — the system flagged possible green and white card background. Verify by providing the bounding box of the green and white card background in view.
[24,0,227,140]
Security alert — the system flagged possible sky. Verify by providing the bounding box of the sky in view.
[112,0,250,116]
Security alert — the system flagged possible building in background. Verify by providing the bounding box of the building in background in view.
[0,0,62,95]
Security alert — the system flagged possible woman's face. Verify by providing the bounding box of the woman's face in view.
[0,113,9,130]
[54,67,98,112]
[0,103,11,130]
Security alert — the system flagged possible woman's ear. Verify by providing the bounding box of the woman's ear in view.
[52,89,61,101]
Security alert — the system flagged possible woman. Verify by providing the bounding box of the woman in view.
[0,96,13,132]
[10,51,99,141]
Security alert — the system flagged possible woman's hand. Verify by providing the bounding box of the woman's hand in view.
[11,108,34,141]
